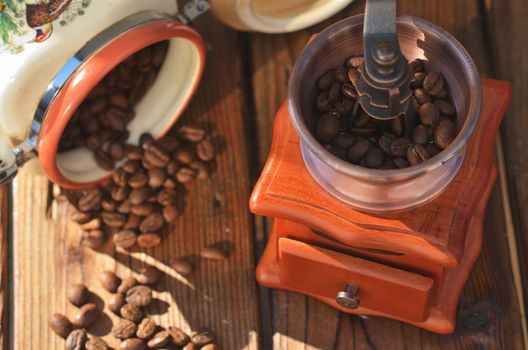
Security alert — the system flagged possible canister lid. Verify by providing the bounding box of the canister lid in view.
[210,0,355,33]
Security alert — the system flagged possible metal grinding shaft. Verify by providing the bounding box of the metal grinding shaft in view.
[354,0,415,126]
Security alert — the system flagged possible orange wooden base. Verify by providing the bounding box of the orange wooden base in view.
[250,79,511,333]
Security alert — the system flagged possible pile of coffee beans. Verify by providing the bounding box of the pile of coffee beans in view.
[314,56,458,169]
[58,41,169,171]
[49,268,219,349]
[65,128,216,250]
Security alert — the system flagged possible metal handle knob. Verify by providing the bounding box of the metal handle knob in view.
[336,283,360,309]
[0,137,37,186]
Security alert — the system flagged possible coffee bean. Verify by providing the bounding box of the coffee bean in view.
[129,171,149,188]
[126,145,144,160]
[165,160,179,175]
[95,149,115,170]
[112,230,137,249]
[124,214,142,230]
[163,177,178,188]
[317,69,335,90]
[137,317,157,339]
[412,124,429,144]
[200,246,227,260]
[176,167,197,183]
[418,103,440,126]
[65,329,87,350]
[390,138,412,157]
[83,134,99,151]
[381,157,396,169]
[108,142,126,160]
[123,160,141,173]
[126,285,153,307]
[48,313,73,338]
[86,337,110,350]
[347,137,373,164]
[365,147,384,168]
[190,161,210,180]
[82,230,107,249]
[434,119,456,149]
[109,91,129,109]
[108,293,126,314]
[316,114,340,142]
[72,303,99,328]
[171,258,193,276]
[423,71,444,95]
[70,211,92,224]
[137,265,161,285]
[118,276,138,294]
[167,326,190,346]
[130,188,154,205]
[414,88,431,104]
[334,98,354,115]
[354,111,371,127]
[120,338,147,350]
[175,149,194,164]
[101,199,118,212]
[162,205,179,223]
[78,189,102,212]
[113,169,129,187]
[121,303,143,322]
[113,319,138,339]
[196,139,215,162]
[157,135,180,152]
[89,97,107,114]
[148,168,166,188]
[409,58,425,72]
[393,157,409,168]
[117,199,133,214]
[201,344,218,350]
[410,72,426,89]
[378,132,396,154]
[147,330,170,348]
[331,133,356,149]
[139,213,164,233]
[68,283,88,307]
[334,67,348,84]
[183,343,199,350]
[407,144,430,166]
[137,233,162,248]
[157,188,178,206]
[99,271,121,293]
[435,88,448,99]
[131,203,156,216]
[425,143,442,157]
[434,99,455,116]
[177,126,205,142]
[111,186,130,202]
[191,328,216,346]
[102,212,127,228]
[349,123,376,137]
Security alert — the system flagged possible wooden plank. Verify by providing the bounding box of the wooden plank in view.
[0,186,8,350]
[482,0,528,331]
[11,15,260,349]
[248,0,524,348]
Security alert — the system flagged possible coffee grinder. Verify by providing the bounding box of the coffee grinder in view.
[250,0,511,333]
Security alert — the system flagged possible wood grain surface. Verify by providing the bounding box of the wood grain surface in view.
[1,0,526,349]
[10,15,260,350]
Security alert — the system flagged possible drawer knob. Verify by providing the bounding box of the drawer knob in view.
[336,284,360,309]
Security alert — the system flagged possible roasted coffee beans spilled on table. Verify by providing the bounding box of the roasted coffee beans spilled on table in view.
[49,271,219,349]
[58,41,169,171]
[314,57,458,168]
[65,128,216,250]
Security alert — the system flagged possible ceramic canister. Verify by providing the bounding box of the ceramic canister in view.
[0,0,355,188]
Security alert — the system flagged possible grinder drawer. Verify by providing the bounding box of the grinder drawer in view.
[278,238,434,322]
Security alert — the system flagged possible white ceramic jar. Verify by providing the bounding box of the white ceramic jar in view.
[0,0,355,188]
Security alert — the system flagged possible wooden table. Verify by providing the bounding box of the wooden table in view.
[1,1,527,349]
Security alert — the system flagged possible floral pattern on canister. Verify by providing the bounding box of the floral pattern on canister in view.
[0,0,91,54]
